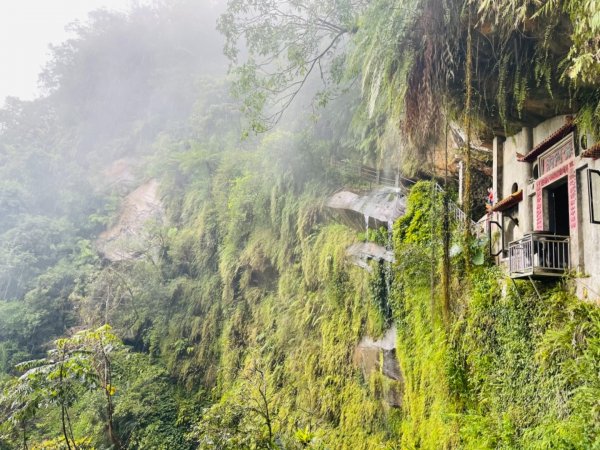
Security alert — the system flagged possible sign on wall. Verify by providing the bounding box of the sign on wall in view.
[539,135,574,175]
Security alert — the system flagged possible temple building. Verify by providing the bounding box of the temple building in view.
[490,115,600,299]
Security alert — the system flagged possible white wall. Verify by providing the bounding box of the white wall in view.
[501,128,531,243]
[575,156,600,301]
[496,115,600,303]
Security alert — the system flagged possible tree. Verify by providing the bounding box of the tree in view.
[218,0,368,131]
[191,360,279,449]
[66,325,123,449]
[0,375,41,450]
[0,326,123,450]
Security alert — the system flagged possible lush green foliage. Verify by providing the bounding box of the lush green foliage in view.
[223,0,600,146]
[392,182,600,449]
[218,0,367,131]
[1,1,599,448]
[455,272,600,448]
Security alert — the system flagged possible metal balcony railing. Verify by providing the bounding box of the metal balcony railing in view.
[508,232,570,278]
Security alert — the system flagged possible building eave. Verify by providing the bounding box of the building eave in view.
[517,118,575,163]
[492,190,523,212]
[582,142,600,160]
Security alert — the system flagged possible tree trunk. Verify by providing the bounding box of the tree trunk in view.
[442,118,451,324]
[463,3,474,273]
[59,357,73,450]
[21,423,28,450]
[102,345,121,448]
[61,403,73,450]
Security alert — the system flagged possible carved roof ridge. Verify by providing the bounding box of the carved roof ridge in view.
[518,118,575,163]
[581,141,600,160]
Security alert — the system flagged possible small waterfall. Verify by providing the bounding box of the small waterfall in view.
[384,220,393,321]
[386,220,393,250]
[364,214,369,242]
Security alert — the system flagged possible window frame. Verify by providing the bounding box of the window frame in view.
[588,169,600,224]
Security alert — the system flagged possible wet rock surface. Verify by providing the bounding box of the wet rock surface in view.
[346,242,395,271]
[327,187,406,230]
[353,326,403,408]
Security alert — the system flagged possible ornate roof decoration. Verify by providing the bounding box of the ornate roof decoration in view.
[517,118,575,163]
[581,142,600,160]
[491,189,523,212]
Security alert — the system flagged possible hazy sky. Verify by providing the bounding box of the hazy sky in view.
[0,0,137,105]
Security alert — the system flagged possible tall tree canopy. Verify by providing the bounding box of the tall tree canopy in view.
[223,0,600,140]
[218,0,368,131]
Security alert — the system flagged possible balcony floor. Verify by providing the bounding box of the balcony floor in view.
[507,232,570,281]
[510,268,567,280]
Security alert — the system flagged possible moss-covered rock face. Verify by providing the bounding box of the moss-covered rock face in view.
[74,171,599,449]
[353,326,404,408]
[4,144,598,448]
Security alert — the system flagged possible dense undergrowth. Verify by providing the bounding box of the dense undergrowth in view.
[117,128,402,448]
[390,183,600,449]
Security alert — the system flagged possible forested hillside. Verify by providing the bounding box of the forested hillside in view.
[1,0,599,449]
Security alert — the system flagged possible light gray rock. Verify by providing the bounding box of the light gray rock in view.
[353,326,403,408]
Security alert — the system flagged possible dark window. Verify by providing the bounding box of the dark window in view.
[588,169,600,224]
[580,133,588,151]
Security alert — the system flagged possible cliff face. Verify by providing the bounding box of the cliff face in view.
[2,1,600,448]
[353,326,403,408]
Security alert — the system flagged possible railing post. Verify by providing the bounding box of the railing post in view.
[509,233,570,277]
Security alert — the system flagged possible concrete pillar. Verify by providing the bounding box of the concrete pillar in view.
[492,136,504,201]
[521,127,534,232]
[523,126,534,159]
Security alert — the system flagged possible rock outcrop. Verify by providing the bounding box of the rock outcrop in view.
[353,326,403,407]
[326,187,406,230]
[96,179,164,261]
[346,242,395,271]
